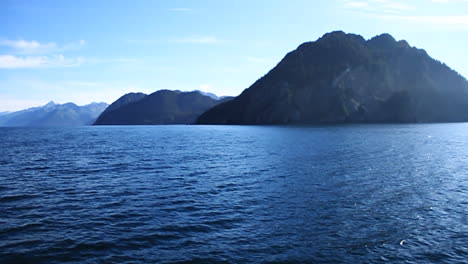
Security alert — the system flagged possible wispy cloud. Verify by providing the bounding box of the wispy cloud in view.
[431,0,468,3]
[376,14,468,29]
[0,40,56,54]
[0,54,135,69]
[0,54,85,69]
[0,39,86,55]
[341,0,468,30]
[342,0,414,14]
[0,38,136,69]
[171,36,222,44]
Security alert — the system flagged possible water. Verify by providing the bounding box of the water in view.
[0,124,467,264]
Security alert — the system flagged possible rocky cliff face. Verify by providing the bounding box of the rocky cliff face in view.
[197,31,468,124]
[94,90,231,125]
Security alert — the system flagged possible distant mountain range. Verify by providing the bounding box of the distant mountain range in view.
[0,101,108,127]
[93,90,232,125]
[5,31,467,126]
[194,90,232,100]
[197,31,468,124]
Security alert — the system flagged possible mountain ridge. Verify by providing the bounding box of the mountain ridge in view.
[94,90,232,125]
[197,31,468,124]
[0,101,108,127]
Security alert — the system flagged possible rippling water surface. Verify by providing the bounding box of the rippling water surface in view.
[0,125,467,263]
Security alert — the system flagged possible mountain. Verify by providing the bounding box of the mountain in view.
[93,90,232,125]
[194,90,222,100]
[197,31,468,124]
[101,92,147,114]
[0,101,108,127]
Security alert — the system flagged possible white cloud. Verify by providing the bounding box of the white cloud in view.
[0,39,94,69]
[342,0,468,30]
[342,0,414,14]
[0,39,86,55]
[0,40,56,54]
[431,0,468,2]
[0,55,135,69]
[0,54,85,69]
[171,36,222,44]
[376,14,468,30]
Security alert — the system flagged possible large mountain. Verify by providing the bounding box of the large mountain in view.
[0,101,108,127]
[197,31,468,124]
[93,90,232,125]
[101,92,147,114]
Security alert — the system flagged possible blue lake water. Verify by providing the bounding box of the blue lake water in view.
[0,124,467,264]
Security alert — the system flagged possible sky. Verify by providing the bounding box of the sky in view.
[1,0,467,111]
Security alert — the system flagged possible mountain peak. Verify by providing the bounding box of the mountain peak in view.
[197,31,468,124]
[0,101,107,127]
[45,101,57,107]
[194,90,220,100]
[321,30,347,38]
[318,31,365,44]
[101,92,147,114]
[94,89,231,125]
[367,33,397,49]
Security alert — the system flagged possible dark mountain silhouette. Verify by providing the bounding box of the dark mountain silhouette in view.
[94,90,232,125]
[194,90,220,100]
[101,92,147,114]
[197,31,468,124]
[0,101,108,126]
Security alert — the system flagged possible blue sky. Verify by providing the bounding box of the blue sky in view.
[1,0,467,111]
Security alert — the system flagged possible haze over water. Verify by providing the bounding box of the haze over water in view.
[0,125,467,263]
